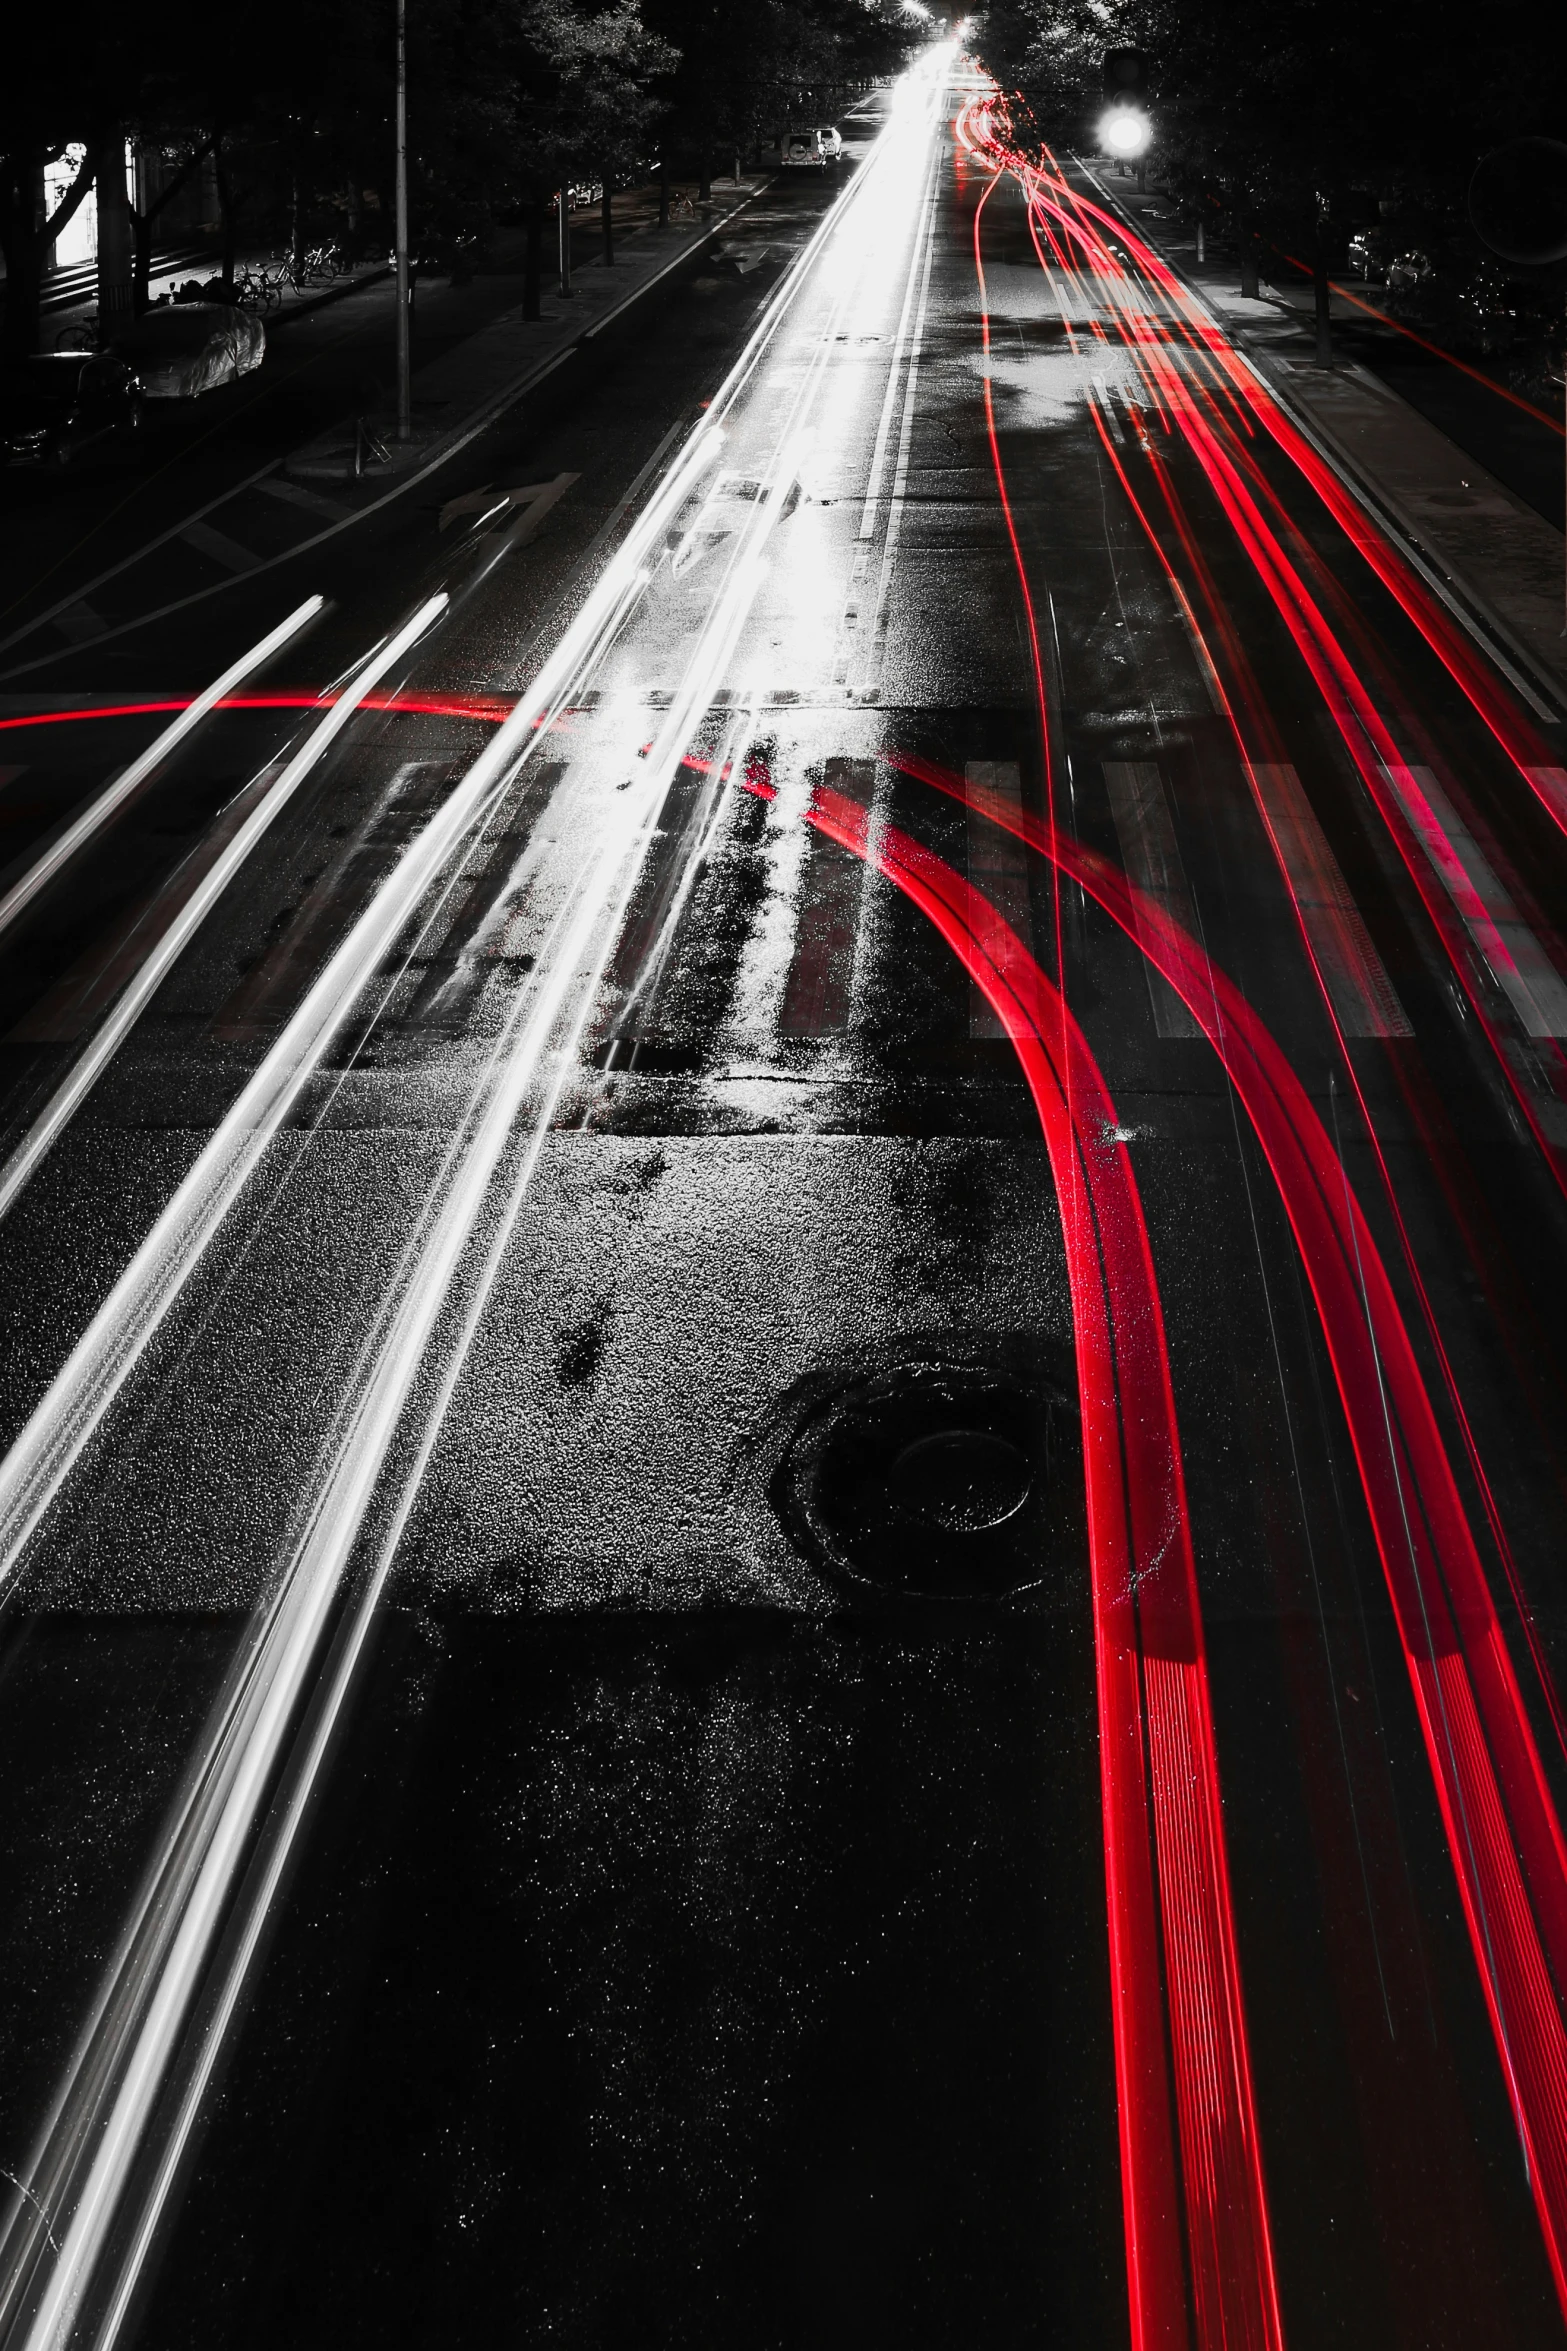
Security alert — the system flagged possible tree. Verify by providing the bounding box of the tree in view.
[0,14,145,355]
[978,0,1567,368]
[645,0,917,193]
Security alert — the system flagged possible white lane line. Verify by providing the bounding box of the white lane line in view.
[0,596,445,1226]
[1102,760,1204,1038]
[856,187,940,700]
[0,72,966,2331]
[0,462,284,662]
[0,600,323,946]
[1382,761,1567,1038]
[965,759,1035,1037]
[856,127,943,545]
[1247,762,1411,1038]
[178,519,261,574]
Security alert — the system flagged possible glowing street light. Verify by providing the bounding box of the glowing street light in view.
[1100,105,1152,162]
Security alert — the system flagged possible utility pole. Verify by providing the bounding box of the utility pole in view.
[558,186,573,297]
[395,0,411,441]
[97,128,134,338]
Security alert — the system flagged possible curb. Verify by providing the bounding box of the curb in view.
[287,190,768,485]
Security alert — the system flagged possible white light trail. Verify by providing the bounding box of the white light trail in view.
[0,598,324,946]
[0,54,961,2350]
[0,597,446,1228]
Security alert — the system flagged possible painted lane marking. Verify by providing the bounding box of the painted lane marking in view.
[964,759,1035,1037]
[1247,762,1411,1038]
[178,519,262,574]
[1102,760,1202,1037]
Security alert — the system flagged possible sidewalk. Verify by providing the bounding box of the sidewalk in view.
[286,178,767,484]
[0,179,771,678]
[1082,165,1567,713]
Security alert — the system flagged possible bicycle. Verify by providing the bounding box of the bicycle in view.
[233,262,283,310]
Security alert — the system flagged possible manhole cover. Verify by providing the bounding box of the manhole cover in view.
[772,1357,1080,1599]
[890,1428,1034,1533]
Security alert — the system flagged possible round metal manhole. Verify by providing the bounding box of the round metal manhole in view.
[771,1357,1081,1599]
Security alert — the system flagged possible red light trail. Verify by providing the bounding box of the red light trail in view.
[802,775,1286,2351]
[956,98,1567,2324]
[890,730,1567,2330]
[0,692,521,736]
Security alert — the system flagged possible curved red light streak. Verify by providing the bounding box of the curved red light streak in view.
[963,126,1567,2315]
[803,775,1286,2351]
[890,742,1567,2320]
[1085,392,1567,1778]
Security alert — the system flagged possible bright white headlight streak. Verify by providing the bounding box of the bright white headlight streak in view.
[0,440,729,1614]
[0,60,959,2351]
[0,599,325,946]
[0,596,448,1229]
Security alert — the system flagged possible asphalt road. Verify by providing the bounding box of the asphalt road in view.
[2,53,1567,2351]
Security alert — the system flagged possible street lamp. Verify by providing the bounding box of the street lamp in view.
[395,0,411,441]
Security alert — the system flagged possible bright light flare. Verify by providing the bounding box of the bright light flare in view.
[1100,106,1152,160]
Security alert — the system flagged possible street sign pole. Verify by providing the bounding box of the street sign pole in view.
[395,0,411,441]
[559,186,573,298]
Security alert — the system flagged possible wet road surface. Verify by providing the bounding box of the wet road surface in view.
[1,53,1567,2351]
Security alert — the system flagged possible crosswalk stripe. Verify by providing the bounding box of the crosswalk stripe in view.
[179,520,261,574]
[966,760,1037,1038]
[780,757,874,1035]
[1385,762,1567,1039]
[1528,767,1567,833]
[1102,760,1203,1037]
[1248,763,1411,1038]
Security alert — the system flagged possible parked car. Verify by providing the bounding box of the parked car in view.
[109,304,265,398]
[1386,249,1433,297]
[780,127,843,169]
[0,352,144,468]
[1346,228,1389,281]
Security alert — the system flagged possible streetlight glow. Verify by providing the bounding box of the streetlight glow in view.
[1100,105,1152,160]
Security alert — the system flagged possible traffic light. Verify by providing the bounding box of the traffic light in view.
[1100,50,1152,162]
[1102,50,1149,104]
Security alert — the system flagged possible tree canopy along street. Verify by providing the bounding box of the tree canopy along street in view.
[1,22,1567,2351]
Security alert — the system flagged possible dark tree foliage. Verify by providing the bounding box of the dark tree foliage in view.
[0,0,921,355]
[642,0,917,189]
[976,0,1567,380]
[0,12,145,355]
